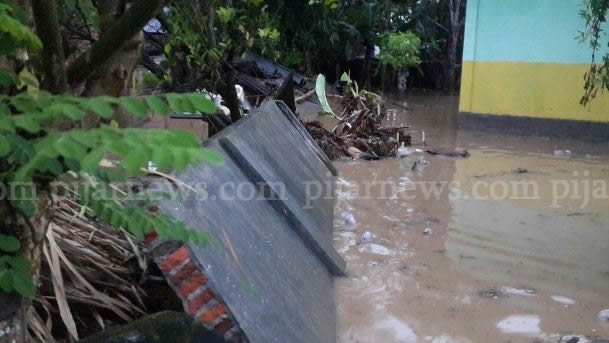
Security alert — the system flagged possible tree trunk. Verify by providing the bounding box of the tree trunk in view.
[32,0,67,94]
[447,0,464,91]
[67,0,164,88]
[202,0,217,49]
[219,68,241,123]
[0,193,53,343]
[363,42,374,89]
[82,0,153,128]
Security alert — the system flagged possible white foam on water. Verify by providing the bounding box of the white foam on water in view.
[551,295,576,305]
[429,336,474,343]
[496,315,541,337]
[501,287,536,297]
[336,231,357,238]
[359,243,392,256]
[338,239,357,254]
[374,316,417,342]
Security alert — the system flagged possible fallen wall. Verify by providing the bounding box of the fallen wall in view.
[155,101,345,343]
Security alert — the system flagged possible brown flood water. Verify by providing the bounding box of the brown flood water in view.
[333,95,609,343]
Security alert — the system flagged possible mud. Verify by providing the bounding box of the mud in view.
[334,95,609,343]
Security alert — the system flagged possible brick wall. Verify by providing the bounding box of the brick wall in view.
[145,233,246,342]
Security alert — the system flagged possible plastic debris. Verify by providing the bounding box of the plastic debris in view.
[423,228,432,236]
[343,212,357,225]
[361,231,373,242]
[554,149,572,157]
[599,309,609,321]
[397,147,413,158]
[147,161,158,172]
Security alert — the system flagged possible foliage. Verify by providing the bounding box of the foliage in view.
[580,0,609,105]
[316,74,335,116]
[379,31,421,70]
[165,0,279,90]
[0,1,220,298]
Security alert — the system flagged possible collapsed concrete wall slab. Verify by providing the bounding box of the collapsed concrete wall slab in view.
[158,101,345,343]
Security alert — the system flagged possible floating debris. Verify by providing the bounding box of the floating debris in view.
[361,231,373,242]
[552,295,576,305]
[599,309,609,321]
[501,287,537,297]
[426,148,470,158]
[423,228,433,236]
[554,149,572,157]
[304,73,411,160]
[479,288,506,299]
[496,315,541,337]
[343,212,357,225]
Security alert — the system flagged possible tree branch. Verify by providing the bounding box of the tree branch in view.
[32,0,68,93]
[66,0,164,87]
[140,52,166,80]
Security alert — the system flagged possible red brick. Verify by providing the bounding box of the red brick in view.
[159,246,189,273]
[144,232,159,244]
[198,304,228,326]
[178,274,208,298]
[214,318,234,334]
[169,261,197,286]
[188,288,216,315]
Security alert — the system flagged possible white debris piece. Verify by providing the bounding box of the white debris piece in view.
[361,231,373,242]
[496,315,541,337]
[554,149,572,157]
[397,147,413,158]
[599,309,609,321]
[551,295,576,305]
[501,287,536,297]
[147,161,158,172]
[343,212,357,225]
[423,228,432,236]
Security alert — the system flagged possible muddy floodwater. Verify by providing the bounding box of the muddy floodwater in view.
[333,95,609,343]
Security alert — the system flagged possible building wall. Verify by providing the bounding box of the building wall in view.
[460,0,609,123]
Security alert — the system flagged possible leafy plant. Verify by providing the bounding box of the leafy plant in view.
[0,1,221,299]
[379,31,422,71]
[580,0,609,105]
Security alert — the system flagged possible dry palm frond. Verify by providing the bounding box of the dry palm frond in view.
[29,191,151,341]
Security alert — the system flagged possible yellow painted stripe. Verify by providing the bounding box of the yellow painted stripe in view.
[459,61,609,123]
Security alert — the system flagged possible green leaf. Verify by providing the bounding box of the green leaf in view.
[120,98,149,117]
[41,158,64,175]
[84,98,114,118]
[63,158,81,173]
[59,104,86,120]
[123,149,148,175]
[151,148,173,170]
[316,74,335,116]
[14,96,38,113]
[0,271,14,292]
[185,94,217,114]
[8,256,30,272]
[69,130,99,148]
[144,96,170,115]
[55,137,87,160]
[0,134,9,158]
[6,134,35,164]
[0,116,14,133]
[166,93,195,113]
[0,69,19,87]
[0,235,20,253]
[80,148,106,172]
[11,270,35,297]
[13,116,41,133]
